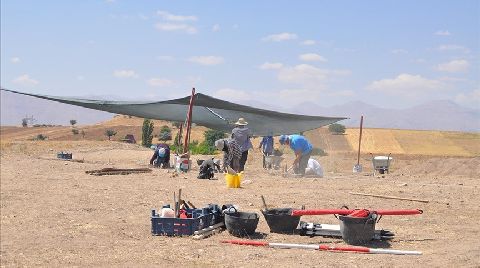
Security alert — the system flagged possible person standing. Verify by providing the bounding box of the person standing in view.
[279,134,313,176]
[231,118,253,172]
[259,135,274,169]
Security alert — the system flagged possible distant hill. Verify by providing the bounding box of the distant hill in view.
[291,100,480,132]
[1,116,478,157]
[1,90,114,126]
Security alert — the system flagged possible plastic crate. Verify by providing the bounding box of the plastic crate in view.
[151,204,222,236]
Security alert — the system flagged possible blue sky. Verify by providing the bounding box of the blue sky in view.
[1,0,479,109]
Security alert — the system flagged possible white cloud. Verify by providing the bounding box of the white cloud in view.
[437,44,470,53]
[214,88,252,101]
[262,32,298,42]
[278,64,329,85]
[147,78,174,87]
[76,75,85,81]
[113,70,139,78]
[299,53,327,62]
[11,57,20,63]
[12,74,39,86]
[157,10,197,22]
[302,40,316,46]
[259,62,283,70]
[188,56,224,66]
[435,30,451,36]
[391,49,408,54]
[212,24,220,32]
[436,59,470,73]
[366,73,447,97]
[155,23,197,34]
[455,89,480,108]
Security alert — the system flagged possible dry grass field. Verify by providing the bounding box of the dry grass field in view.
[1,118,479,267]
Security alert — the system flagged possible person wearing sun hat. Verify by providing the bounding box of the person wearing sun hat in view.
[231,117,253,172]
[279,134,313,176]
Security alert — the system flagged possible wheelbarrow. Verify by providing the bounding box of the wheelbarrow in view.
[371,153,392,176]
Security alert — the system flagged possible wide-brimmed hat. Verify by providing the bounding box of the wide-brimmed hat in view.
[234,118,248,126]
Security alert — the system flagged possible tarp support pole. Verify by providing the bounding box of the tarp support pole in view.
[356,115,364,166]
[183,88,195,154]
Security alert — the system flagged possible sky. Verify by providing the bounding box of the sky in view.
[1,0,479,110]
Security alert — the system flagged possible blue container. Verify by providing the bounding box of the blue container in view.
[151,204,222,236]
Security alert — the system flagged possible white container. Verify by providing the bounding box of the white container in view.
[175,156,190,172]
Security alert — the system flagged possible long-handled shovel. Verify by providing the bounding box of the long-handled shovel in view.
[222,240,422,255]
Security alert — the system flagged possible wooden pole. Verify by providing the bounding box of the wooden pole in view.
[357,115,364,166]
[349,192,430,203]
[183,88,196,154]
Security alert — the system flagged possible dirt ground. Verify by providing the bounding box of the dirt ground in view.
[1,140,479,267]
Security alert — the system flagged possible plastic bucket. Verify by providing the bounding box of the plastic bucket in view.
[225,173,243,188]
[261,208,300,234]
[224,210,259,237]
[175,156,190,172]
[338,213,377,245]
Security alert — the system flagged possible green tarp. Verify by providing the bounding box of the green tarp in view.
[1,88,346,136]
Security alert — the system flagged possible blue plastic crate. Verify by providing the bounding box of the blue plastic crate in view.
[151,204,222,236]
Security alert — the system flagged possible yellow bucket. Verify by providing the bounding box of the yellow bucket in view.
[225,172,243,188]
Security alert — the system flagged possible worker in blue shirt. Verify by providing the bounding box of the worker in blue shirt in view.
[259,135,274,168]
[279,134,312,176]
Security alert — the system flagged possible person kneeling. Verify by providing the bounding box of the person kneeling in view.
[150,144,170,168]
[197,158,220,179]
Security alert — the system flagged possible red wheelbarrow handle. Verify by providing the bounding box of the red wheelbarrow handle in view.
[291,209,423,216]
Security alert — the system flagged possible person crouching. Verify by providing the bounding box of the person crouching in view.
[149,143,170,168]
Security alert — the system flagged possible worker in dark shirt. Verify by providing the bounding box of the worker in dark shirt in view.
[149,143,170,168]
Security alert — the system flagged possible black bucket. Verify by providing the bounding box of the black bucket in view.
[224,210,259,237]
[261,208,300,234]
[338,213,377,245]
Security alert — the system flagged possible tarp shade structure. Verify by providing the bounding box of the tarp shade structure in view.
[1,88,347,136]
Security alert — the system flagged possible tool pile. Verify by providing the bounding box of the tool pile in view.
[151,194,425,255]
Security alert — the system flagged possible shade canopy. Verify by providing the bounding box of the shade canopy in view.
[1,88,347,136]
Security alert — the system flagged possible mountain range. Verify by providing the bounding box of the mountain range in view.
[289,100,480,132]
[1,90,479,132]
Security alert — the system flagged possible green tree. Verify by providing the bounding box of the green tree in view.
[158,125,172,142]
[105,129,117,140]
[142,119,154,147]
[328,123,346,135]
[35,134,48,140]
[70,119,77,127]
[203,129,226,147]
